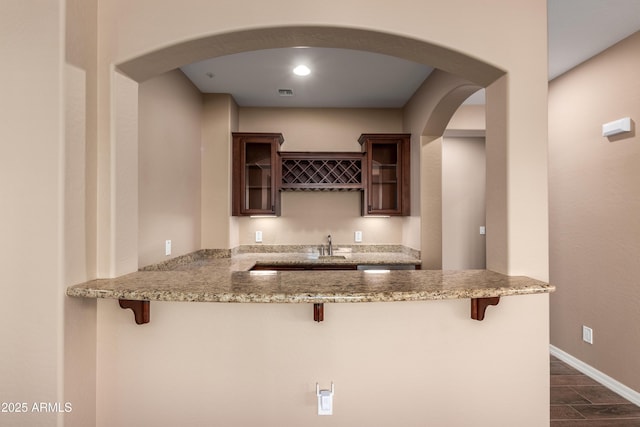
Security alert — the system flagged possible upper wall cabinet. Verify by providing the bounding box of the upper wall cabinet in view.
[359,133,411,216]
[232,133,284,216]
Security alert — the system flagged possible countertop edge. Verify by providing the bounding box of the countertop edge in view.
[66,281,555,303]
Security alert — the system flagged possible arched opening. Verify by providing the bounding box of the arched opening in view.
[117,26,503,86]
[110,25,505,271]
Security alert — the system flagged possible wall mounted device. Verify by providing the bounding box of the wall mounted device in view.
[316,382,334,415]
[602,117,631,137]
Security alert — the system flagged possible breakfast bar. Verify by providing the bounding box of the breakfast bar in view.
[66,249,554,325]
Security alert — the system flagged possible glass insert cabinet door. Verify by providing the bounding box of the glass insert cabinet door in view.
[359,134,411,216]
[232,133,284,216]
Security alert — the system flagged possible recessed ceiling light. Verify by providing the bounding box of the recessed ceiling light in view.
[293,65,311,76]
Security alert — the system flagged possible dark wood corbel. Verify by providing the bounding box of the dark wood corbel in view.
[313,303,324,322]
[119,299,150,324]
[471,297,500,321]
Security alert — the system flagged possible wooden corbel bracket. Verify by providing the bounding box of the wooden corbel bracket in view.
[119,299,150,324]
[471,297,500,321]
[313,303,324,322]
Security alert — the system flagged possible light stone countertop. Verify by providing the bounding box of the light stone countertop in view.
[66,252,554,303]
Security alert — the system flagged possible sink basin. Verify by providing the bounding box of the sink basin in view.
[318,255,346,260]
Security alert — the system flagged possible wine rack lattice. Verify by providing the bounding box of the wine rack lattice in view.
[280,153,364,191]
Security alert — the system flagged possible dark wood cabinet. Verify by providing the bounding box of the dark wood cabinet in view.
[232,133,284,216]
[359,133,411,216]
[279,151,365,191]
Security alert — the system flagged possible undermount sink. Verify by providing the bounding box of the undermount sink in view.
[318,255,347,260]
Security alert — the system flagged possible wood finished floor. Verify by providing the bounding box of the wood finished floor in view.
[551,355,640,426]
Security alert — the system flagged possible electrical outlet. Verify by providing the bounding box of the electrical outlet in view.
[165,240,172,256]
[354,231,363,243]
[255,231,263,243]
[582,325,593,344]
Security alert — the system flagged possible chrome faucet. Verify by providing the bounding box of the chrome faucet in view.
[327,234,333,256]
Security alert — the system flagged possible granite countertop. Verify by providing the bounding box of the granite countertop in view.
[66,252,554,303]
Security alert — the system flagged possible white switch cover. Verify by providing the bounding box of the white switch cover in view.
[165,240,172,256]
[479,226,486,235]
[318,390,333,415]
[582,325,593,344]
[255,231,263,243]
[354,231,363,242]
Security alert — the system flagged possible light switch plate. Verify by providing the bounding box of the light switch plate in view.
[317,390,333,415]
[255,231,263,243]
[354,231,363,243]
[165,240,172,256]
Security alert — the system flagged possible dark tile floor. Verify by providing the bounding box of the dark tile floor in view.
[551,355,640,426]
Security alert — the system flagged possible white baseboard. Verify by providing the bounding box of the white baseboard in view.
[550,345,640,406]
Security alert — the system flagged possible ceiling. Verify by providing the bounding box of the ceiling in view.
[180,0,640,108]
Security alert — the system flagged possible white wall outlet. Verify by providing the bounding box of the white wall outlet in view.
[165,240,172,256]
[354,231,363,243]
[582,325,593,344]
[255,231,263,243]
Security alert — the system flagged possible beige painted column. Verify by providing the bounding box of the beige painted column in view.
[419,136,443,268]
[486,75,549,280]
[96,70,139,277]
[201,94,238,249]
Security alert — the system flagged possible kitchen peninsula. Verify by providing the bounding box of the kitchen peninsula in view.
[67,247,553,324]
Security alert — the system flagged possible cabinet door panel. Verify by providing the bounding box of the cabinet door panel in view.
[232,133,283,216]
[359,134,410,216]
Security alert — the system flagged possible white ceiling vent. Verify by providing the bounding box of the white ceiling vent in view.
[278,89,294,96]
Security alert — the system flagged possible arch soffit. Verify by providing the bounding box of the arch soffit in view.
[117,26,497,140]
[117,26,504,87]
[422,83,483,141]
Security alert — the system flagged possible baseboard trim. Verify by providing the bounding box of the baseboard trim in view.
[550,345,640,406]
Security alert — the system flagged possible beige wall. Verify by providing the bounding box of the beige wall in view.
[442,105,486,269]
[0,1,65,426]
[240,107,402,151]
[442,137,486,269]
[92,1,548,426]
[549,31,640,390]
[93,2,548,426]
[237,108,404,246]
[138,70,202,267]
[97,294,549,427]
[1,1,551,426]
[446,104,486,136]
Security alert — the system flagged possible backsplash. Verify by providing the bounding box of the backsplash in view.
[140,245,420,271]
